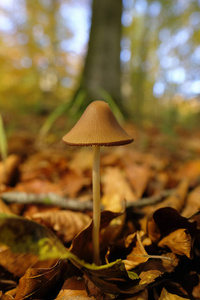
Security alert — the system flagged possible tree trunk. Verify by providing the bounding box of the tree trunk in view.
[75,0,123,111]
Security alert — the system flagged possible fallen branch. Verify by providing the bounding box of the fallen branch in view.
[126,189,174,209]
[1,192,93,211]
[1,189,174,212]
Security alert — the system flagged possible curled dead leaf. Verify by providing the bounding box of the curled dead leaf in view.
[158,228,193,258]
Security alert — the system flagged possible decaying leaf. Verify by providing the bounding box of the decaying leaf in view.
[175,159,200,186]
[15,259,66,300]
[143,180,188,217]
[123,231,150,270]
[147,207,198,244]
[31,210,91,243]
[181,185,200,218]
[59,168,91,198]
[158,228,193,258]
[56,276,96,300]
[135,252,179,287]
[0,155,20,186]
[159,287,190,300]
[0,291,14,300]
[125,164,152,198]
[0,248,39,278]
[101,167,137,206]
[0,199,13,215]
[70,210,123,262]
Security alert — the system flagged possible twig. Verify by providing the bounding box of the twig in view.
[126,189,174,208]
[1,189,174,212]
[1,191,93,211]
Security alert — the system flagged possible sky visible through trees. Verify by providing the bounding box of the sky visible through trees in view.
[0,0,200,110]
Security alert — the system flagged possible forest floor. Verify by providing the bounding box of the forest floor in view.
[0,117,200,299]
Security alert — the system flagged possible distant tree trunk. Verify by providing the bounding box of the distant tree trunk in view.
[74,0,124,112]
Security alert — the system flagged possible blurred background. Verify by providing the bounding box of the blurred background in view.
[0,0,200,136]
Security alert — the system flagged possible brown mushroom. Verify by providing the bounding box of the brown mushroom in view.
[62,100,134,265]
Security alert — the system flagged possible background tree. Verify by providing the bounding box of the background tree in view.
[72,0,124,115]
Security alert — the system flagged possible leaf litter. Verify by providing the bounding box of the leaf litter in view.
[0,126,200,299]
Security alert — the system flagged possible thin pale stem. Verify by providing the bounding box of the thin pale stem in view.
[92,145,101,265]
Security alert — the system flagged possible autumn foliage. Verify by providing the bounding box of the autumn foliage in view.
[0,125,200,299]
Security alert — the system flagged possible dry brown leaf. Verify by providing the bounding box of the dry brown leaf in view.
[31,210,91,243]
[101,214,126,248]
[15,259,66,300]
[159,287,190,300]
[70,211,122,263]
[0,155,20,186]
[181,185,200,218]
[0,248,39,278]
[175,159,200,185]
[125,164,152,198]
[59,168,91,198]
[191,273,200,298]
[16,178,62,195]
[123,232,150,270]
[102,167,137,207]
[0,291,14,300]
[55,276,95,300]
[83,275,111,300]
[138,252,179,286]
[147,207,198,245]
[0,198,13,214]
[143,180,188,216]
[68,149,93,172]
[158,228,193,258]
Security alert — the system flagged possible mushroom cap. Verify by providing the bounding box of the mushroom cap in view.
[62,100,134,146]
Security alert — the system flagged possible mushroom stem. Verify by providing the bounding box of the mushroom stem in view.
[92,145,101,265]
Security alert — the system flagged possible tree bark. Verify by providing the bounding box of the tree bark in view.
[77,0,123,110]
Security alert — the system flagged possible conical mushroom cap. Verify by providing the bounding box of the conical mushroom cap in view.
[62,101,134,146]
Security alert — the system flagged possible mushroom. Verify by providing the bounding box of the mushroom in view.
[62,100,134,265]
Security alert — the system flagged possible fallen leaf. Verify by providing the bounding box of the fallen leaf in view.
[123,232,150,270]
[31,210,91,243]
[0,249,39,278]
[56,276,95,300]
[175,159,200,185]
[0,213,140,296]
[59,168,91,198]
[181,185,200,218]
[158,228,193,258]
[143,180,188,216]
[0,291,14,300]
[15,259,66,300]
[159,287,190,300]
[147,207,198,244]
[0,155,20,186]
[70,210,123,263]
[136,252,179,286]
[0,213,69,260]
[101,167,137,207]
[125,164,152,198]
[0,199,12,214]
